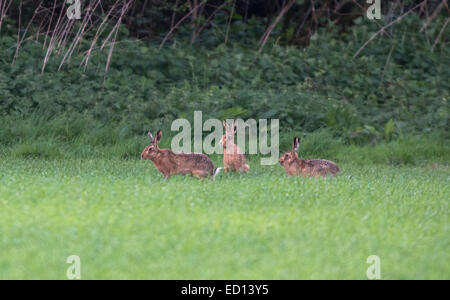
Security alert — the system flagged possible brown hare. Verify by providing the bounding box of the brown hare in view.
[279,137,340,177]
[220,120,249,173]
[141,130,221,179]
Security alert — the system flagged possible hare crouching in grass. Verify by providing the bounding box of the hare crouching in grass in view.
[220,120,249,173]
[279,137,340,177]
[141,130,221,179]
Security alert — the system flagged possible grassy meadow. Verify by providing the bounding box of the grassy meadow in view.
[0,137,448,279]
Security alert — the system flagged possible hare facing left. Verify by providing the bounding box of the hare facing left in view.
[141,130,221,179]
[279,137,340,177]
[220,120,250,173]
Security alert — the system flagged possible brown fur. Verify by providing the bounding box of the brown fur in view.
[141,130,219,179]
[279,137,340,177]
[220,120,250,173]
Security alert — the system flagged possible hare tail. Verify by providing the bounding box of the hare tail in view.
[212,167,222,179]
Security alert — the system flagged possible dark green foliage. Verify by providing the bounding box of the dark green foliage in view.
[0,14,448,148]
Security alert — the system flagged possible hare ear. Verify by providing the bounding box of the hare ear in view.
[222,120,227,129]
[293,137,300,152]
[148,131,154,143]
[156,130,162,143]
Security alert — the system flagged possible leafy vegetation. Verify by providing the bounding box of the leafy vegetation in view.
[1,13,448,146]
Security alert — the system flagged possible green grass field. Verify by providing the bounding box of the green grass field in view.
[0,140,448,279]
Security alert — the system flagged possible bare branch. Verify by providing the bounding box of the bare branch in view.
[0,0,13,33]
[258,0,296,53]
[420,0,446,32]
[432,17,449,51]
[159,1,206,51]
[225,0,235,46]
[353,2,425,59]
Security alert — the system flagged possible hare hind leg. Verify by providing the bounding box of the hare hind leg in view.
[192,169,210,179]
[241,164,250,172]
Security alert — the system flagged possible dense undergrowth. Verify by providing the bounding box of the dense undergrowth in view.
[0,14,449,156]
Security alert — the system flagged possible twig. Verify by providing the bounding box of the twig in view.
[105,23,120,78]
[310,0,317,26]
[159,1,206,51]
[420,0,446,33]
[225,0,235,45]
[81,1,120,71]
[258,0,296,53]
[194,1,229,42]
[0,0,13,32]
[293,6,311,38]
[379,44,395,89]
[432,17,449,51]
[170,0,180,29]
[103,1,132,75]
[43,0,57,50]
[13,1,42,64]
[12,0,22,65]
[190,0,198,44]
[42,0,66,73]
[353,2,424,59]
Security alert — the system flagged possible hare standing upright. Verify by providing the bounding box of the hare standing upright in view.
[141,130,221,179]
[220,120,249,173]
[279,137,340,177]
